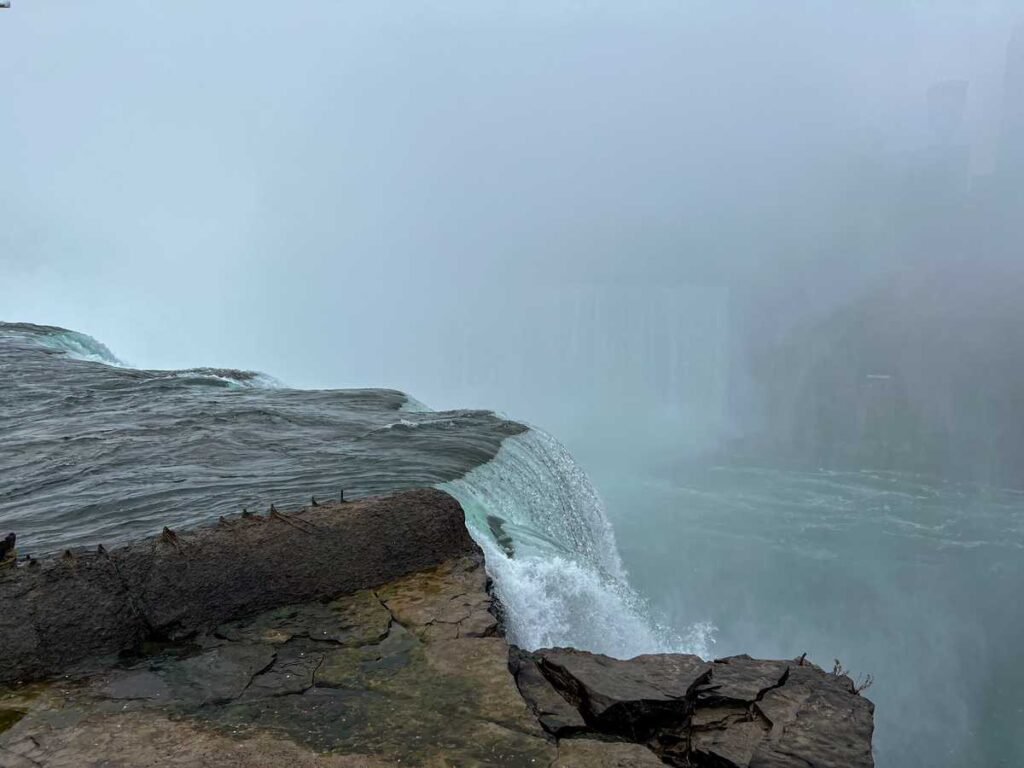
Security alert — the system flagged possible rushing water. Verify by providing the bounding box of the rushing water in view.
[444,429,713,658]
[0,322,699,661]
[590,459,1024,768]
[4,322,1021,767]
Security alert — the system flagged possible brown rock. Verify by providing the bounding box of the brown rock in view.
[0,550,557,768]
[0,712,395,767]
[697,654,791,706]
[531,649,875,768]
[215,589,392,647]
[0,494,874,768]
[536,647,711,738]
[374,554,495,640]
[425,637,540,734]
[0,488,474,684]
[554,738,666,767]
[751,664,875,768]
[509,648,588,736]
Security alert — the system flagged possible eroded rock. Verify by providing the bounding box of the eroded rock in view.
[750,664,875,767]
[517,648,875,768]
[508,648,587,737]
[535,647,711,739]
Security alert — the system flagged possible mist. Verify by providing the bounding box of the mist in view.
[3,3,1024,766]
[3,2,1020,433]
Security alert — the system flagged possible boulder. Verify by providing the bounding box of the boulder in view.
[517,649,875,767]
[535,647,711,738]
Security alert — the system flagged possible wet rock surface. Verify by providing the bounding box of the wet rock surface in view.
[553,738,668,767]
[0,492,875,767]
[513,649,876,767]
[0,554,553,767]
[0,488,473,685]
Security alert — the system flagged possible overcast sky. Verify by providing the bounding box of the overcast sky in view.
[2,2,1020,414]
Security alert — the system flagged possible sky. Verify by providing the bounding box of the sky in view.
[2,1,1021,430]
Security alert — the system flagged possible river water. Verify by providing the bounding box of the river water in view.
[2,321,1021,766]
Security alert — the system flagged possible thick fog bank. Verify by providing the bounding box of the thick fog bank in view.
[4,4,1022,488]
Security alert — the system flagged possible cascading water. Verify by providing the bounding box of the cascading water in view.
[0,322,714,661]
[442,428,715,659]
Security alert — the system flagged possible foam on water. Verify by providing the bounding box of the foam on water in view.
[443,428,715,658]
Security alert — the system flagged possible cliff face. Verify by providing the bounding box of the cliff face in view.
[734,265,1024,488]
[0,491,874,767]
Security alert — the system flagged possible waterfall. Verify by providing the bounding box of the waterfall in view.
[442,427,715,659]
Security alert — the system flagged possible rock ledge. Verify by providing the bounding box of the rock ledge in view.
[0,490,874,767]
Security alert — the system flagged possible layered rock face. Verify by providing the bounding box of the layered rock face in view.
[0,490,874,767]
[512,648,875,767]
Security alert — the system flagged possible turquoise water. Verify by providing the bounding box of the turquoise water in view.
[593,461,1024,768]
[0,323,691,672]
[6,322,1021,766]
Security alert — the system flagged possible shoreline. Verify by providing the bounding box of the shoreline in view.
[0,489,874,767]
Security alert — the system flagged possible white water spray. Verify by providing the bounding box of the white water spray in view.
[442,427,715,659]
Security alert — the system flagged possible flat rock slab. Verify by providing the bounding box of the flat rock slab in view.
[554,738,667,767]
[375,555,498,641]
[215,590,392,647]
[0,712,394,768]
[0,554,554,768]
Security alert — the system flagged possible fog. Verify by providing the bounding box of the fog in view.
[4,3,1024,766]
[3,3,1021,450]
